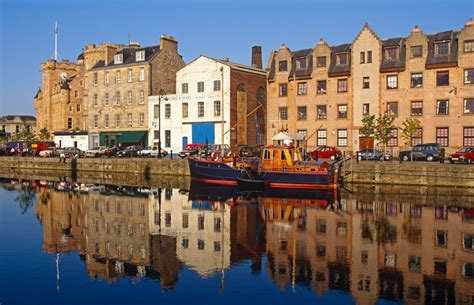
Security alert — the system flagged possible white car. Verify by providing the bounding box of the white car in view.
[85,146,108,157]
[138,146,168,157]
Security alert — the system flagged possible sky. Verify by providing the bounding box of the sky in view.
[0,0,472,116]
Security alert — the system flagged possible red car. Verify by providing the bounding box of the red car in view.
[309,146,342,160]
[448,147,474,164]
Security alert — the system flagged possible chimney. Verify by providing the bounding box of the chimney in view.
[160,34,178,52]
[104,45,117,66]
[129,41,141,49]
[251,46,262,69]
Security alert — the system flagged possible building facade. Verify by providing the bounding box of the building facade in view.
[266,19,474,154]
[0,115,36,138]
[84,35,185,148]
[149,49,266,153]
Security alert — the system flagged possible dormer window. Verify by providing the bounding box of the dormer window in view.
[296,57,306,70]
[336,53,348,65]
[278,60,287,71]
[136,50,145,61]
[114,54,123,64]
[385,47,399,61]
[435,41,449,56]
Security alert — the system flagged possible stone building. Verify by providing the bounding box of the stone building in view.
[0,115,36,138]
[266,19,474,154]
[84,35,185,148]
[149,47,266,152]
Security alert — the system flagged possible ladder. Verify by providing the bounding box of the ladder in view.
[241,166,255,180]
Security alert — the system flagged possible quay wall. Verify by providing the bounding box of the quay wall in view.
[0,157,473,188]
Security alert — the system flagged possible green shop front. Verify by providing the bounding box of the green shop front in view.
[99,131,148,147]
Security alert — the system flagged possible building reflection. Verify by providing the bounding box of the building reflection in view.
[30,179,474,303]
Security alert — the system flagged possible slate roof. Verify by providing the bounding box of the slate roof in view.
[267,57,276,81]
[425,30,458,68]
[208,56,266,75]
[34,88,42,99]
[328,44,351,77]
[1,115,36,122]
[289,49,313,79]
[91,45,161,69]
[380,37,406,72]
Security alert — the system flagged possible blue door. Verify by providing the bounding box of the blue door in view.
[182,136,188,150]
[192,123,215,144]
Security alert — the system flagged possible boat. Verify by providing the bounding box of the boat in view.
[188,145,342,190]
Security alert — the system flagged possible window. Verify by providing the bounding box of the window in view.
[411,128,423,146]
[165,130,171,147]
[411,45,422,58]
[279,107,288,120]
[464,127,474,146]
[317,80,327,94]
[436,127,449,147]
[436,100,449,115]
[93,115,98,128]
[164,104,171,119]
[115,70,121,83]
[463,233,474,250]
[363,77,370,89]
[182,103,188,118]
[213,80,221,91]
[408,256,421,273]
[104,114,109,128]
[367,51,372,63]
[139,113,144,127]
[465,69,474,84]
[279,83,288,97]
[127,91,132,105]
[411,101,423,116]
[363,103,370,115]
[462,263,474,278]
[465,98,474,114]
[214,217,221,232]
[436,71,449,86]
[465,40,474,53]
[127,113,132,126]
[296,57,306,70]
[115,114,121,127]
[386,102,398,117]
[338,79,347,93]
[197,81,204,92]
[317,105,327,119]
[316,56,326,67]
[103,92,109,106]
[297,82,307,95]
[93,93,98,107]
[316,219,326,234]
[435,230,447,247]
[338,104,348,118]
[136,50,145,61]
[139,67,145,81]
[278,60,288,71]
[214,241,221,252]
[127,68,132,82]
[93,72,98,85]
[317,129,327,146]
[411,73,423,88]
[388,128,398,147]
[77,104,81,112]
[197,215,204,230]
[67,118,72,129]
[387,75,398,89]
[198,102,204,117]
[182,83,188,94]
[114,53,123,64]
[297,106,307,120]
[360,51,365,64]
[114,91,121,105]
[337,129,348,146]
[435,41,449,56]
[297,130,307,142]
[139,90,144,104]
[385,47,399,60]
[105,72,109,85]
[214,100,221,116]
[336,53,348,65]
[434,260,447,275]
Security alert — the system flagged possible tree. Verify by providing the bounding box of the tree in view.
[359,115,376,160]
[400,118,422,147]
[39,127,50,143]
[15,126,37,148]
[374,115,395,151]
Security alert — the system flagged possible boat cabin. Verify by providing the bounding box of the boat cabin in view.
[260,146,329,172]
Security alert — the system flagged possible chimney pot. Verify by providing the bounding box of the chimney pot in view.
[251,45,262,69]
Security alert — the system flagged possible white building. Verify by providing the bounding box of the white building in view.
[53,131,89,150]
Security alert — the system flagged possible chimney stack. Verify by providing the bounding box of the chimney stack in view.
[160,34,178,52]
[251,46,262,69]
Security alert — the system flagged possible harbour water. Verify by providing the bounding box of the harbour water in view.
[1,177,473,305]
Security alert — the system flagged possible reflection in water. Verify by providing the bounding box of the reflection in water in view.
[3,178,473,304]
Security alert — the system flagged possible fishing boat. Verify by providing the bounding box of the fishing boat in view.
[188,145,342,189]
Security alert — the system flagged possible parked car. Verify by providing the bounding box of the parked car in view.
[448,147,474,164]
[400,143,445,162]
[84,146,108,158]
[116,145,143,157]
[62,147,83,158]
[138,146,168,157]
[356,148,391,161]
[309,146,342,160]
[105,147,120,157]
[179,144,206,159]
[39,147,59,157]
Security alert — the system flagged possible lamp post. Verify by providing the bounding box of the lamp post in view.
[157,89,168,158]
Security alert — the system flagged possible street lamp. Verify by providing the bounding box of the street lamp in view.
[157,89,168,158]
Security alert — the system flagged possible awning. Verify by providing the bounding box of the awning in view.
[272,132,293,141]
[99,131,147,146]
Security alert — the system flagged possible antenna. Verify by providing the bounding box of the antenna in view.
[128,32,131,45]
[54,21,59,61]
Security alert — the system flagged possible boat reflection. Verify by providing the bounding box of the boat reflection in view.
[10,177,470,304]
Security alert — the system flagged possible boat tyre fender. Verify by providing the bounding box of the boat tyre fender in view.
[211,151,219,161]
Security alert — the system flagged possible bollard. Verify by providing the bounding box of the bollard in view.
[356,151,359,163]
[399,152,402,164]
[440,149,445,164]
[171,150,173,159]
[315,150,319,161]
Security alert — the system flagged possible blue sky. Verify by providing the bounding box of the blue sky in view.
[0,0,472,115]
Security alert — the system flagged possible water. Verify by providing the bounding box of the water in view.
[1,177,473,305]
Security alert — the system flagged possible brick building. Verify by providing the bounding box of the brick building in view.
[266,19,474,154]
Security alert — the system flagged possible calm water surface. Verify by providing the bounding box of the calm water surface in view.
[1,178,473,305]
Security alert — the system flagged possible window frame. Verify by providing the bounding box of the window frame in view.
[464,98,474,115]
[317,105,327,120]
[436,127,449,147]
[464,68,474,85]
[197,81,204,93]
[337,79,348,93]
[464,127,474,146]
[278,60,288,71]
[214,100,221,116]
[297,82,307,95]
[297,106,307,120]
[387,75,398,89]
[279,83,288,97]
[198,102,205,118]
[164,104,171,119]
[337,129,348,147]
[386,101,398,118]
[464,40,474,53]
[436,100,449,115]
[182,103,188,118]
[411,45,422,58]
[436,71,449,86]
[337,104,348,119]
[317,129,327,146]
[279,107,288,120]
[410,72,423,88]
[363,77,370,89]
[316,56,326,67]
[410,101,423,117]
[317,80,327,94]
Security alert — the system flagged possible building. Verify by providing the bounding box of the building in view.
[84,35,185,148]
[0,115,36,138]
[53,130,89,150]
[266,19,474,154]
[148,47,266,153]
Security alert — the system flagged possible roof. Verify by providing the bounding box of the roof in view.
[328,44,351,77]
[203,56,267,75]
[289,49,313,79]
[91,45,161,70]
[0,115,36,122]
[380,37,406,72]
[53,130,88,136]
[425,30,458,68]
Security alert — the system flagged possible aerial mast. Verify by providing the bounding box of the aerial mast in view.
[54,21,58,61]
